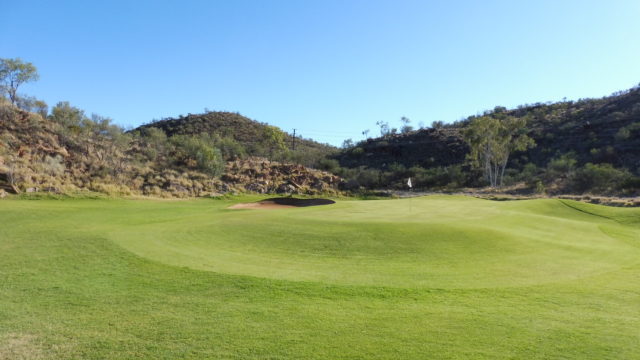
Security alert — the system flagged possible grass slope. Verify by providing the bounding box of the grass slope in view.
[1,196,639,359]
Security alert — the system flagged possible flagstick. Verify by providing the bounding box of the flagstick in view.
[408,177,412,213]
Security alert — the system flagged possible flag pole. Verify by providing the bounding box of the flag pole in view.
[408,177,412,213]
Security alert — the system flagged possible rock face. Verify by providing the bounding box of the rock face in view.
[0,173,19,194]
[222,158,341,196]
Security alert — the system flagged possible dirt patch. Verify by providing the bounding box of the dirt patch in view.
[0,333,45,360]
[229,197,335,210]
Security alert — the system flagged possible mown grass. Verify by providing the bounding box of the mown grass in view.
[1,195,639,359]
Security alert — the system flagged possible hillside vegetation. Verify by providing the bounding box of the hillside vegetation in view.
[0,102,340,198]
[1,57,638,198]
[136,111,336,167]
[333,86,640,195]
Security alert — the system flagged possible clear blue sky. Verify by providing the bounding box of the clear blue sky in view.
[2,0,639,145]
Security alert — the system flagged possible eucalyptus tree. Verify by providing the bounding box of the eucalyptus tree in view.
[463,114,535,187]
[0,58,39,105]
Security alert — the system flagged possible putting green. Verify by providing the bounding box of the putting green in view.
[103,196,640,289]
[2,195,640,358]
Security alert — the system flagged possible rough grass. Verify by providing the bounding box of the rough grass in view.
[0,195,639,359]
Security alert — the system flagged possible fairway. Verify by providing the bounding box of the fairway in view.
[1,196,639,359]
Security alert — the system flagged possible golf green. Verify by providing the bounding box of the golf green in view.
[1,195,639,359]
[108,196,639,288]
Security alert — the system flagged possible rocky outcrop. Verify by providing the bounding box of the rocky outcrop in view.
[222,158,341,195]
[0,105,341,198]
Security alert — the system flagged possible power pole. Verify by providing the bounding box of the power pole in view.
[292,129,296,151]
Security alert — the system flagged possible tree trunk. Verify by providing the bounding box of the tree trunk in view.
[499,154,509,187]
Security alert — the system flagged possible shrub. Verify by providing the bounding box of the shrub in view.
[545,153,577,181]
[570,163,631,194]
[215,136,246,160]
[518,163,540,185]
[316,158,341,173]
[355,168,382,188]
[170,135,225,176]
[620,176,640,193]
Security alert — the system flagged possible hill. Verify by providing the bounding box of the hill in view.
[0,103,341,198]
[135,111,337,168]
[333,85,640,194]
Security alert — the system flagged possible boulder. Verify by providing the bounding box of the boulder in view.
[245,182,266,194]
[276,183,296,194]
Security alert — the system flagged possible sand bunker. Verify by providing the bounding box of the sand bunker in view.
[229,197,335,210]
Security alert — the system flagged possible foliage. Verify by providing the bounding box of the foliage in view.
[570,163,631,194]
[463,115,535,187]
[15,95,48,117]
[0,58,39,105]
[49,101,86,129]
[261,125,288,158]
[400,116,413,134]
[545,153,577,181]
[169,134,225,176]
[335,85,640,194]
[136,111,336,165]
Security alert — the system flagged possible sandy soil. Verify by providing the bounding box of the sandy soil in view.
[228,201,296,209]
[229,198,335,210]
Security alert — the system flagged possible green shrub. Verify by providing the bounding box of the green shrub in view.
[350,147,364,156]
[316,158,341,173]
[545,153,576,181]
[620,176,640,193]
[518,163,540,185]
[215,136,246,160]
[170,135,225,176]
[570,163,631,194]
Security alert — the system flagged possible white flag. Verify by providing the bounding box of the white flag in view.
[407,178,412,188]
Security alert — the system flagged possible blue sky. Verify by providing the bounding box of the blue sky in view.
[2,0,639,145]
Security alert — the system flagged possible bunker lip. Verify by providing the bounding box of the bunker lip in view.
[229,197,335,209]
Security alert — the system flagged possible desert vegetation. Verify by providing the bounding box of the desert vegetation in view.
[1,58,639,199]
[333,86,640,196]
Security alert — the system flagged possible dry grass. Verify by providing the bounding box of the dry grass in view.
[0,334,44,360]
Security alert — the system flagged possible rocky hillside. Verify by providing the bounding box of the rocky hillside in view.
[337,86,640,175]
[222,158,341,195]
[336,128,467,171]
[0,104,341,198]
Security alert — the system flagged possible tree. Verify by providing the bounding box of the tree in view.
[261,125,287,158]
[49,101,88,133]
[0,58,39,105]
[15,95,47,117]
[170,135,225,176]
[376,121,390,137]
[463,115,535,187]
[400,116,413,134]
